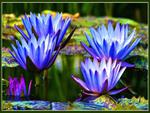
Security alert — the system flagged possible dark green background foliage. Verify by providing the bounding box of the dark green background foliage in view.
[3,3,147,23]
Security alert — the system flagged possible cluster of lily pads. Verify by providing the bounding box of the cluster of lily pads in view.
[7,12,141,101]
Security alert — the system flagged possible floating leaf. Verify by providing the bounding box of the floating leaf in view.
[125,55,148,70]
[2,47,19,67]
[117,97,148,110]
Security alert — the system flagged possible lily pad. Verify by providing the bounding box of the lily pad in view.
[91,95,148,110]
[117,97,148,110]
[125,48,148,70]
[2,47,18,67]
[2,101,51,110]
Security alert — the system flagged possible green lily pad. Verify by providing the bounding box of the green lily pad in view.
[125,48,148,70]
[91,95,148,110]
[117,97,148,110]
[2,47,19,67]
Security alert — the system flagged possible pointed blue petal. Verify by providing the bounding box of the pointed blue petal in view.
[71,75,89,91]
[89,69,96,92]
[116,45,129,60]
[80,62,90,86]
[109,42,116,59]
[108,21,114,36]
[113,67,126,87]
[14,25,29,40]
[22,16,32,37]
[57,19,71,46]
[95,71,101,93]
[81,42,99,59]
[11,44,27,69]
[121,38,141,59]
[47,49,60,68]
[102,39,109,58]
[93,40,105,58]
[43,49,52,68]
[47,15,53,35]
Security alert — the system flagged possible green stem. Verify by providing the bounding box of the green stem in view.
[43,69,49,100]
[34,72,41,97]
[35,73,40,86]
[43,69,48,80]
[120,79,137,95]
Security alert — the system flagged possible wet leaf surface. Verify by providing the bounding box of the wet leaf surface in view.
[2,96,148,110]
[2,47,19,67]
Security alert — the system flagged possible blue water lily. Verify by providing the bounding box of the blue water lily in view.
[10,32,60,71]
[81,22,141,67]
[10,12,76,72]
[72,58,127,96]
[15,12,72,49]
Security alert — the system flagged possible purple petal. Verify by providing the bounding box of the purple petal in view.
[71,75,89,91]
[81,42,99,59]
[28,80,32,96]
[121,61,135,67]
[20,75,27,96]
[101,79,108,93]
[108,87,128,95]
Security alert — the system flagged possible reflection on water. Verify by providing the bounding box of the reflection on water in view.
[2,54,147,101]
[3,54,84,101]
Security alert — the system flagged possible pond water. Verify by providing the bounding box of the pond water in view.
[2,53,148,102]
[2,13,148,103]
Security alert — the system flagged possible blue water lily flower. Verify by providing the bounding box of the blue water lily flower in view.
[15,12,72,49]
[81,22,141,67]
[9,32,60,72]
[10,12,76,72]
[72,58,127,96]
